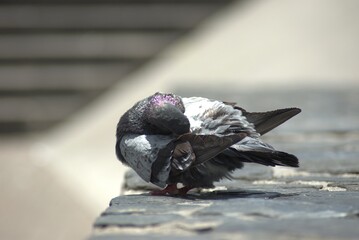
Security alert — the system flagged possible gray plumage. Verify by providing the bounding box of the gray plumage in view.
[116,92,301,192]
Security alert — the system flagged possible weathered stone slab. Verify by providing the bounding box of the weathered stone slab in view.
[92,189,359,239]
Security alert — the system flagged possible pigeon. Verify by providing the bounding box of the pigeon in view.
[116,92,301,195]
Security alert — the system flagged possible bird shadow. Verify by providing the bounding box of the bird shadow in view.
[179,189,297,200]
[139,188,298,200]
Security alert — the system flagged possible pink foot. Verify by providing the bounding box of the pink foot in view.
[150,184,193,196]
[150,184,178,196]
[177,186,193,196]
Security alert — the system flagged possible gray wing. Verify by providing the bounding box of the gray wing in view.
[176,133,247,167]
[120,134,174,188]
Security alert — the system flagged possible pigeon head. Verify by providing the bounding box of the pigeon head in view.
[147,92,185,113]
[144,92,190,135]
[117,92,188,138]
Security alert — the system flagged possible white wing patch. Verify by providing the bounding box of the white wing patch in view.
[182,97,223,132]
[182,97,258,136]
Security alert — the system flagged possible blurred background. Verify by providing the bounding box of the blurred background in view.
[0,0,358,239]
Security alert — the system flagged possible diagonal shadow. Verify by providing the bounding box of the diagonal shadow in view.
[179,189,297,200]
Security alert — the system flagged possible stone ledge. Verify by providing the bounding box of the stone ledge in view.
[91,183,359,239]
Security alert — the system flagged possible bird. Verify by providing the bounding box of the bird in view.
[116,92,301,195]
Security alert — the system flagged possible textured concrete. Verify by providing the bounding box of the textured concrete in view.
[91,186,359,239]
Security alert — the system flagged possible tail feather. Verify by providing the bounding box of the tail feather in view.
[238,150,299,167]
[224,136,299,168]
[242,108,301,135]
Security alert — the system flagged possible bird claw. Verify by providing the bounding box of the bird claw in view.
[150,184,192,196]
